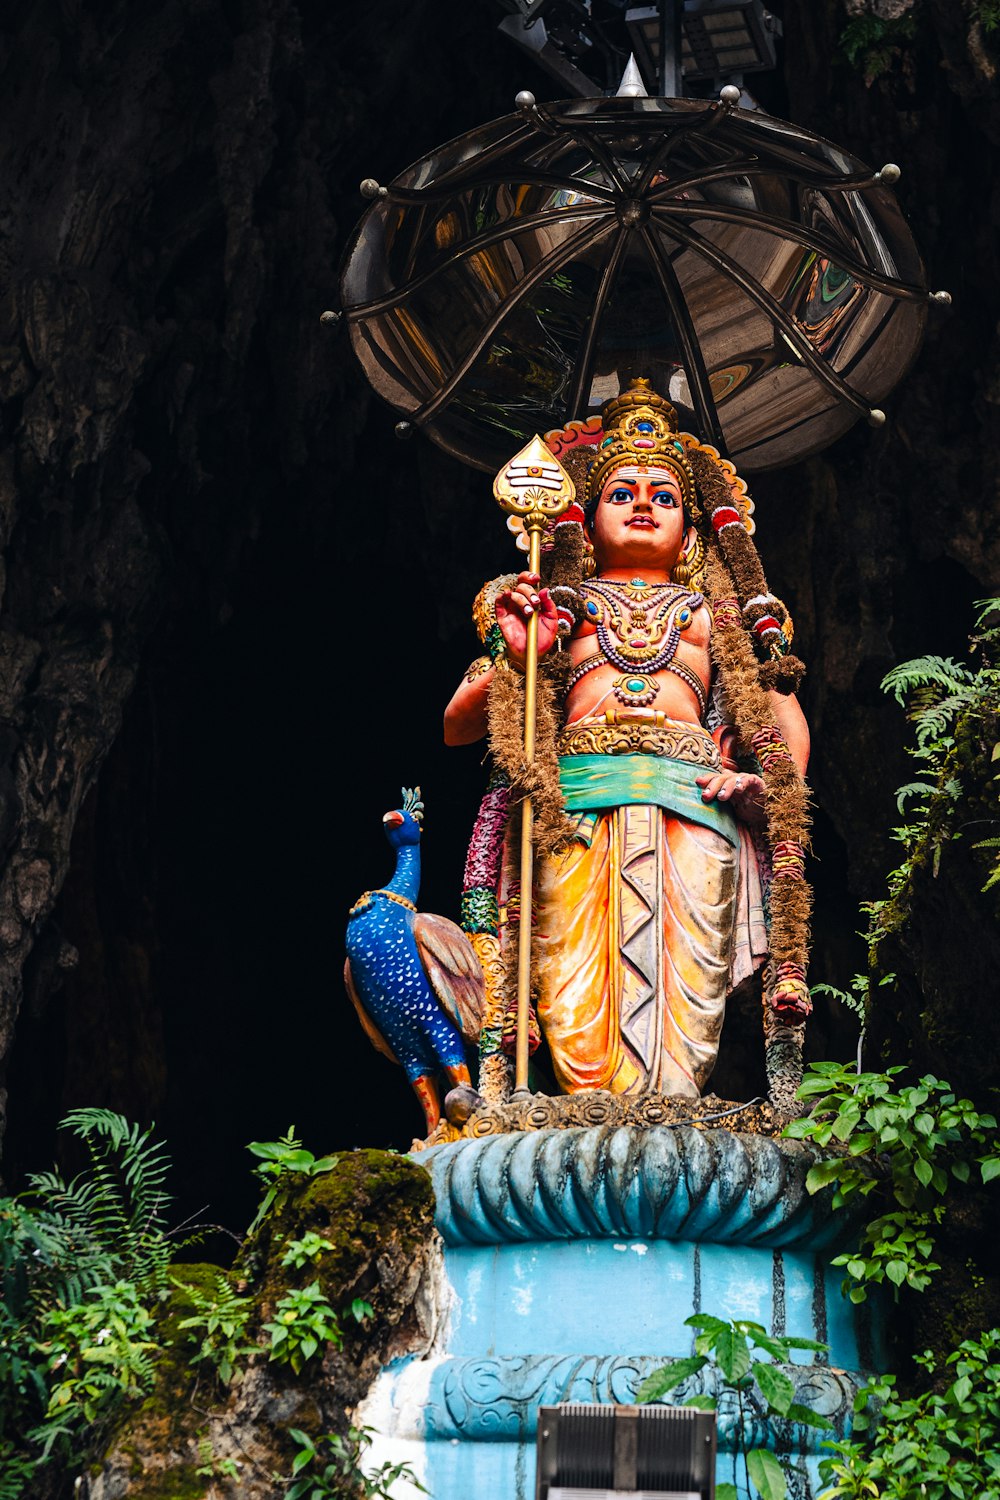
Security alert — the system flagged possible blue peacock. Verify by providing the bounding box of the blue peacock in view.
[344,787,485,1135]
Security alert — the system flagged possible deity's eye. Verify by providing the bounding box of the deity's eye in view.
[607,487,633,505]
[652,490,679,507]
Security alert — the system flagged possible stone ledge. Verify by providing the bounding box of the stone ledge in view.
[376,1352,860,1451]
[414,1090,788,1151]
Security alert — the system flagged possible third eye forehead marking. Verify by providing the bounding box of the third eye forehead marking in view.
[602,468,682,494]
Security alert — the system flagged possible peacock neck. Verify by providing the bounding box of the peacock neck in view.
[385,844,420,904]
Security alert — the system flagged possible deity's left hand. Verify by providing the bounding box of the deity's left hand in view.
[696,769,766,828]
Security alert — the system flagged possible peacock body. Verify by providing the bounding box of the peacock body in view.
[344,787,484,1133]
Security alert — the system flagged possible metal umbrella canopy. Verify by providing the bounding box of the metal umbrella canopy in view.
[339,93,934,474]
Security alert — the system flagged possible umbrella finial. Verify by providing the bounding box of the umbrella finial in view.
[616,55,648,99]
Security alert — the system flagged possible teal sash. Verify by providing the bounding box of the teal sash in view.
[559,753,739,848]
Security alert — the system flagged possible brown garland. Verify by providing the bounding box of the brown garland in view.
[702,544,813,980]
[683,444,813,1030]
[486,652,575,860]
[487,650,576,1056]
[686,449,806,696]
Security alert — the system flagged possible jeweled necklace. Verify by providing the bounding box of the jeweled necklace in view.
[576,577,705,709]
[582,577,703,671]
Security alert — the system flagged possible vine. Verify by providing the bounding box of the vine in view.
[839,9,919,84]
[865,597,1000,962]
[638,1315,830,1500]
[785,1063,999,1300]
[819,1331,1000,1499]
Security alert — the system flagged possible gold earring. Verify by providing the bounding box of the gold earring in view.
[671,530,693,586]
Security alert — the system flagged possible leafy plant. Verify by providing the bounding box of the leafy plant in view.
[637,1314,830,1500]
[286,1425,426,1500]
[176,1272,257,1386]
[263,1281,342,1374]
[0,1109,183,1491]
[866,598,1000,948]
[246,1128,339,1237]
[819,1330,1000,1499]
[839,12,917,82]
[785,1062,1000,1300]
[280,1231,336,1270]
[31,1278,157,1459]
[195,1436,241,1482]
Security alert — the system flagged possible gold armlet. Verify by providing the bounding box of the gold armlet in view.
[465,656,494,684]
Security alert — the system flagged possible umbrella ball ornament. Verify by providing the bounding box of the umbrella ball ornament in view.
[339,92,947,475]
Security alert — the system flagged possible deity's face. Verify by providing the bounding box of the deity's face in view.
[589,465,687,577]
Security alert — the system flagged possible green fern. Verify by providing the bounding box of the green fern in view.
[0,1111,184,1487]
[893,781,937,812]
[973,0,1000,31]
[0,1445,34,1500]
[839,11,917,78]
[881,655,975,707]
[869,598,1000,947]
[176,1273,256,1386]
[973,836,1000,891]
[24,1109,173,1298]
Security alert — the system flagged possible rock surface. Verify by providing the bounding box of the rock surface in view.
[89,1150,441,1500]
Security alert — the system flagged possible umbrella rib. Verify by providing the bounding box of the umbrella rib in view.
[564,224,631,421]
[632,128,695,199]
[662,220,873,417]
[550,121,631,195]
[411,219,616,426]
[652,201,926,300]
[384,168,617,207]
[631,101,732,198]
[637,226,726,452]
[646,155,764,201]
[648,157,889,205]
[415,117,537,194]
[345,204,611,319]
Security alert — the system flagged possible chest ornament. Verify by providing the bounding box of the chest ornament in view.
[573,580,708,715]
[580,579,704,672]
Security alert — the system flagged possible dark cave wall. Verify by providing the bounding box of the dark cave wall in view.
[0,0,533,1205]
[0,0,997,1219]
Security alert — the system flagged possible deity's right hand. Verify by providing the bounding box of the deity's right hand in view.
[494,572,560,666]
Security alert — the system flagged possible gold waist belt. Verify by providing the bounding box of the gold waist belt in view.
[558,712,722,768]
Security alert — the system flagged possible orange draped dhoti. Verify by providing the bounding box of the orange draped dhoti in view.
[533,749,767,1098]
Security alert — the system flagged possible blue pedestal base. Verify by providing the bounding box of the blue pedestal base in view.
[359,1125,879,1500]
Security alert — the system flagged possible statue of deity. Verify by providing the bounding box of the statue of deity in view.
[445,379,813,1111]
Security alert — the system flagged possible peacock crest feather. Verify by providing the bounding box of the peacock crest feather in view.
[402,786,424,823]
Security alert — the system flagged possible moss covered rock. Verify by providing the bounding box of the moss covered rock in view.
[88,1150,440,1500]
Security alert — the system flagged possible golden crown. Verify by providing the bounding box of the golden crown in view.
[587,378,697,515]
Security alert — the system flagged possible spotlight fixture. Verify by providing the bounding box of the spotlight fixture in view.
[496,0,781,99]
[535,1403,717,1500]
[626,0,780,92]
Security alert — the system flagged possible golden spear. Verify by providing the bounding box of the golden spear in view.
[493,436,575,1096]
